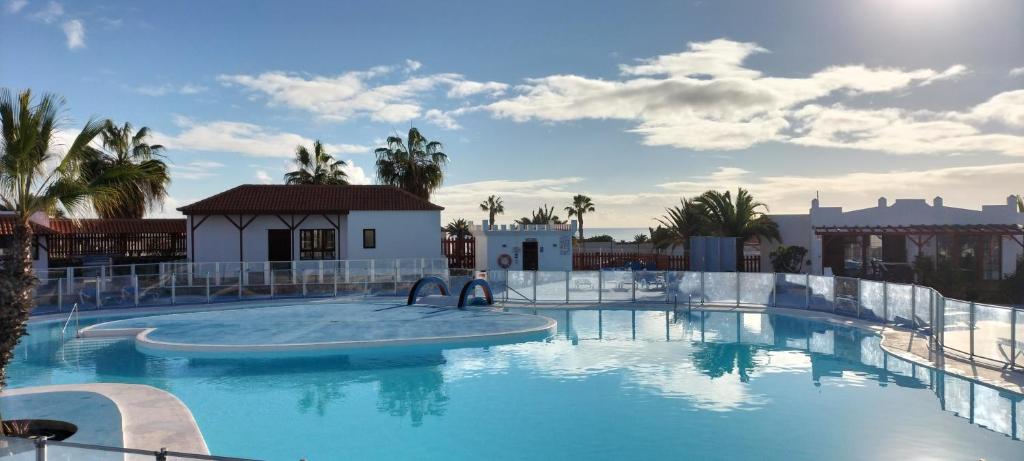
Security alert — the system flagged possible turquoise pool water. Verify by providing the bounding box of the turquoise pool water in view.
[10,305,1024,460]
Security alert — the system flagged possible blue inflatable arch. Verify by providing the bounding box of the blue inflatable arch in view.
[458,279,494,309]
[407,276,450,305]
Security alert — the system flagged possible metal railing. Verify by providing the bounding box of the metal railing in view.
[0,436,260,461]
[30,258,449,315]
[485,269,1023,370]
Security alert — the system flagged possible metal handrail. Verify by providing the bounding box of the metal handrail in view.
[60,302,79,339]
[4,436,262,461]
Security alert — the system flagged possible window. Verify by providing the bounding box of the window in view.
[362,229,376,249]
[299,229,335,260]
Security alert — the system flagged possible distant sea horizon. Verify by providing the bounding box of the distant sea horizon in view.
[584,227,651,242]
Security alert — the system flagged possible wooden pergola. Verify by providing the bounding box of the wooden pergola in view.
[815,224,1024,279]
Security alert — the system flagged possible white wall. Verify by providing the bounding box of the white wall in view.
[344,211,442,260]
[760,214,812,273]
[190,211,441,263]
[472,221,576,271]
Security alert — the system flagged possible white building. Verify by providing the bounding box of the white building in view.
[179,185,444,263]
[761,195,1024,280]
[471,220,577,271]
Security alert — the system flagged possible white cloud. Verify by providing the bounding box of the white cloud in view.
[30,1,61,23]
[961,89,1024,128]
[340,159,370,185]
[1009,67,1024,77]
[217,63,508,125]
[61,18,84,50]
[482,39,1013,156]
[132,83,208,96]
[153,118,370,158]
[424,109,461,130]
[5,0,27,13]
[171,160,225,180]
[404,59,422,72]
[255,170,273,184]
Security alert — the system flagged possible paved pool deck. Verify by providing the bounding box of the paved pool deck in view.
[0,383,208,453]
[80,301,556,358]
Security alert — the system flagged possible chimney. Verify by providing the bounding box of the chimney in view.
[933,196,943,208]
[877,197,887,208]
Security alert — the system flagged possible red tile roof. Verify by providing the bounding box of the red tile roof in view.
[177,184,444,215]
[0,216,54,235]
[47,218,186,234]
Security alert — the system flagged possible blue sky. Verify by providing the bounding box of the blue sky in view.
[2,0,1022,226]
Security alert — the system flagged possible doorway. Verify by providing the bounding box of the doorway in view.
[522,240,539,271]
[268,229,291,267]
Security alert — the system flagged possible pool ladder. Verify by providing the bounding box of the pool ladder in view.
[60,302,80,339]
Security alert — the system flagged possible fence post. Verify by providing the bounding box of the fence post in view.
[532,270,538,304]
[565,271,570,303]
[831,276,837,313]
[969,301,976,360]
[882,281,889,323]
[319,260,324,284]
[303,276,307,297]
[395,264,400,296]
[700,271,705,305]
[771,273,777,307]
[910,285,917,328]
[345,260,350,283]
[34,436,46,461]
[805,274,810,309]
[856,279,862,319]
[735,272,741,307]
[215,262,220,286]
[632,270,637,303]
[333,263,339,297]
[58,278,63,312]
[270,269,275,297]
[238,276,242,300]
[171,276,176,305]
[134,275,139,306]
[96,276,102,308]
[206,276,210,303]
[370,260,376,283]
[1011,308,1017,371]
[598,270,603,303]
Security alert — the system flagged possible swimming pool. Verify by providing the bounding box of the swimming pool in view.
[10,303,1024,460]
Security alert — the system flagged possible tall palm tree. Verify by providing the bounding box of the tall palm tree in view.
[564,194,595,242]
[284,140,349,185]
[694,188,780,267]
[443,218,472,268]
[518,204,564,225]
[656,198,706,249]
[84,120,171,218]
[0,89,145,424]
[374,128,447,200]
[479,195,505,225]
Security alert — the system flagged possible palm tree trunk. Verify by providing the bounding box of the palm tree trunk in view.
[0,221,37,432]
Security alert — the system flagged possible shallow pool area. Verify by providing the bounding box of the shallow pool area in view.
[9,304,1024,460]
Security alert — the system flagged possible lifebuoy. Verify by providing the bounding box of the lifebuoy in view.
[497,254,513,269]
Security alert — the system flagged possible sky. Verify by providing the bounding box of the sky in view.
[1,0,1022,227]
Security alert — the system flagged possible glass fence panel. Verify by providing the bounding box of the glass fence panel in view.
[808,275,834,311]
[600,270,634,303]
[506,271,535,302]
[702,272,738,305]
[32,278,61,313]
[859,280,885,321]
[775,274,808,308]
[739,273,774,305]
[271,269,302,297]
[973,303,1012,364]
[667,271,702,305]
[913,286,933,329]
[634,271,667,303]
[1015,311,1024,371]
[347,260,371,283]
[886,283,913,325]
[974,383,1013,437]
[397,258,421,282]
[943,299,972,354]
[0,435,37,459]
[535,271,568,302]
[568,271,599,302]
[834,277,858,316]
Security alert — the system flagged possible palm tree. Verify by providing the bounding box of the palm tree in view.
[518,204,564,225]
[479,195,505,225]
[564,194,595,242]
[1018,195,1023,213]
[83,120,171,218]
[656,198,706,249]
[284,140,349,185]
[0,89,146,425]
[443,218,472,268]
[693,188,780,267]
[374,128,447,200]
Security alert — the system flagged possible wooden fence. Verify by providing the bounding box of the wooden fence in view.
[442,235,476,269]
[573,252,762,272]
[47,232,187,266]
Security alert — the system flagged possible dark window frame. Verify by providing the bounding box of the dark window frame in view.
[362,229,376,249]
[299,228,336,260]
